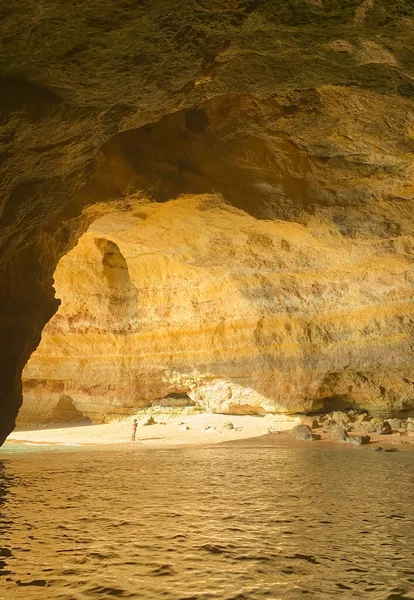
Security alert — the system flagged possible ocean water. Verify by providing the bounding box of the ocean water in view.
[0,443,413,599]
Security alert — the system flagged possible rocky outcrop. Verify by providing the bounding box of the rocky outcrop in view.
[1,1,414,439]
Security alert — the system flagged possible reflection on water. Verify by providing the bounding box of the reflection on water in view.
[0,445,413,599]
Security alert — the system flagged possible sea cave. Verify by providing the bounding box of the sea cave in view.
[0,1,414,598]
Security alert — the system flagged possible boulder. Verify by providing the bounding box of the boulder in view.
[358,421,372,433]
[331,425,349,442]
[293,424,313,441]
[347,410,359,417]
[322,418,336,433]
[330,425,370,445]
[293,424,312,434]
[379,421,392,435]
[387,418,403,431]
[348,435,371,445]
[361,419,392,434]
[354,413,370,424]
[140,416,156,426]
[301,417,320,429]
[331,412,351,427]
[296,432,322,441]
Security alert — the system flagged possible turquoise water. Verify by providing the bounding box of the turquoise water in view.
[0,444,413,599]
[0,442,85,455]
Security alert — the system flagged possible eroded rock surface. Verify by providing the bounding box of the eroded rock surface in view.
[1,1,414,438]
[20,193,414,423]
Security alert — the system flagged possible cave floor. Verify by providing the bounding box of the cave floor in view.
[6,413,414,451]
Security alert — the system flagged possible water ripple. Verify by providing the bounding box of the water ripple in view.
[0,446,413,599]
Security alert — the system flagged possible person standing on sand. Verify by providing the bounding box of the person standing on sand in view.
[132,418,138,441]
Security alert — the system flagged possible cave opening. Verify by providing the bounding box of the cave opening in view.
[16,185,414,434]
[1,91,413,443]
[55,395,85,422]
[151,393,196,408]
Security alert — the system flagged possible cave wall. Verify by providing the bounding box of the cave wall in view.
[20,193,414,423]
[1,0,414,439]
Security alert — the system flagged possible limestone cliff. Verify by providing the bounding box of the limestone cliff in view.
[1,1,414,439]
[20,193,414,423]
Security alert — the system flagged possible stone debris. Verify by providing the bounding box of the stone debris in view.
[354,413,370,424]
[140,416,156,426]
[315,411,414,438]
[290,411,414,450]
[331,411,351,427]
[359,420,392,435]
[222,421,234,430]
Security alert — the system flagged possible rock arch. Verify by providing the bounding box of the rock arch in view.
[1,3,414,442]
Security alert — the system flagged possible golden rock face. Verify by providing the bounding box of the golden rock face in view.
[1,2,414,439]
[20,193,414,423]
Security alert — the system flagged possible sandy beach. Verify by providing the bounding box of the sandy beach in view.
[6,410,414,451]
[7,411,299,447]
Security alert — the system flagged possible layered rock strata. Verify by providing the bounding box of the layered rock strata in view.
[1,1,414,439]
[20,194,414,423]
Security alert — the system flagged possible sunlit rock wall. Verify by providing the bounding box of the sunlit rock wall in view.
[2,0,414,438]
[20,194,414,423]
